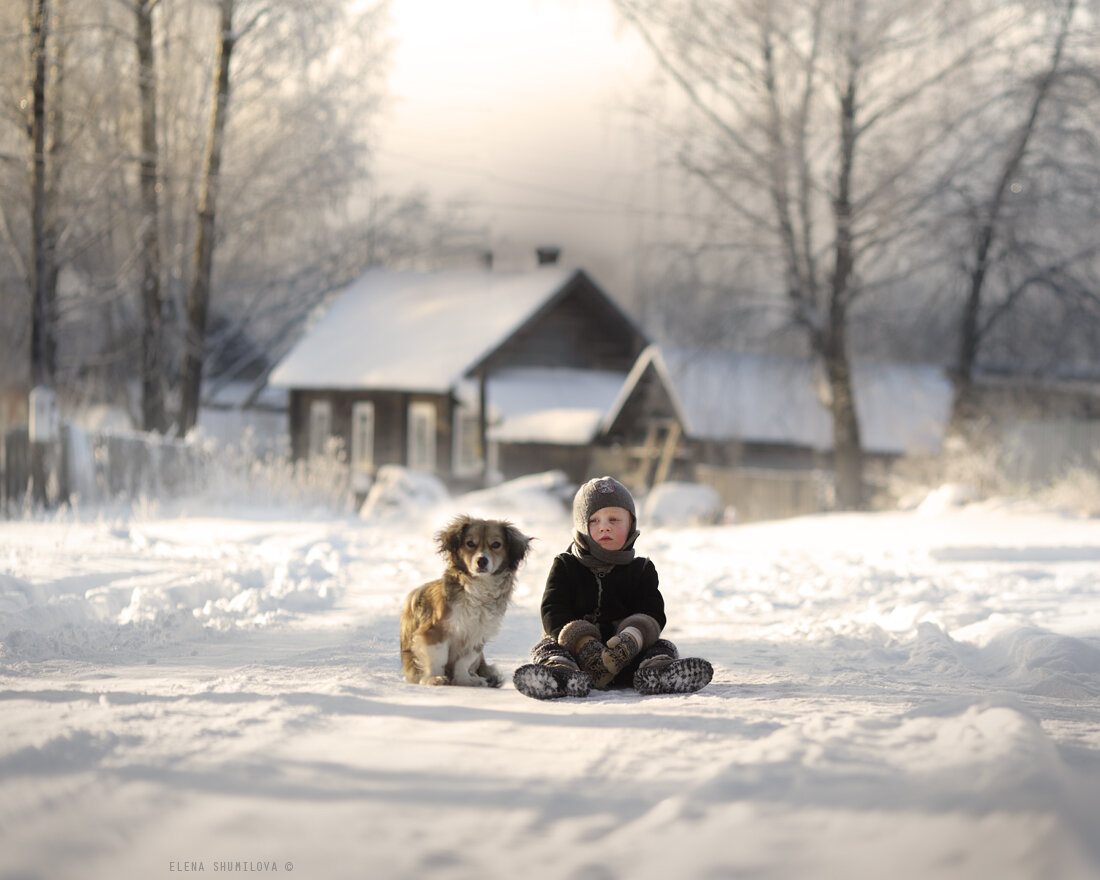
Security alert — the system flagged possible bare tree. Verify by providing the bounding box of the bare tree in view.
[949,0,1087,424]
[28,0,55,389]
[178,0,236,438]
[0,0,452,440]
[615,0,1027,508]
[133,0,168,432]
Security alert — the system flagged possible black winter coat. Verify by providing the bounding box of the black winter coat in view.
[540,550,666,641]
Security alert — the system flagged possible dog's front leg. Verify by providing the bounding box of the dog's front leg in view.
[452,649,492,686]
[475,651,503,686]
[474,652,504,688]
[418,638,450,685]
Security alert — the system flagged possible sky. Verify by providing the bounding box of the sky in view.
[373,0,663,298]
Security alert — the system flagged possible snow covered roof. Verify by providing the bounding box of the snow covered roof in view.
[662,350,953,455]
[203,380,287,411]
[601,345,689,435]
[268,267,578,393]
[487,367,628,444]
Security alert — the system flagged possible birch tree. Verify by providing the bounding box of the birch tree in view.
[178,0,235,438]
[0,0,421,435]
[614,0,1025,508]
[28,0,54,389]
[134,0,168,432]
[175,0,390,436]
[947,0,1097,424]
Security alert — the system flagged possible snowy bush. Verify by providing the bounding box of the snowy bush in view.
[440,470,572,525]
[1040,466,1100,518]
[642,481,724,527]
[203,431,357,512]
[359,464,450,521]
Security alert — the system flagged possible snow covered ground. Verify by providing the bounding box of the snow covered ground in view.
[2,474,1100,880]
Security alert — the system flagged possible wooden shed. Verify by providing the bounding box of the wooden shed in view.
[267,262,675,490]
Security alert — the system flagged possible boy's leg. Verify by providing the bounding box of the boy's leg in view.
[633,639,713,695]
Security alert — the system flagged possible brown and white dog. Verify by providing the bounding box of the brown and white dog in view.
[400,515,531,687]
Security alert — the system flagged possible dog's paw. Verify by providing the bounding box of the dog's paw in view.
[427,675,450,686]
[482,665,505,688]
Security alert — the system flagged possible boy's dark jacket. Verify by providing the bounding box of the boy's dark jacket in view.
[540,550,666,641]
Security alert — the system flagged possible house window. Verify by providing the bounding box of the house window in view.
[351,402,375,473]
[308,399,332,459]
[453,405,481,478]
[407,401,436,473]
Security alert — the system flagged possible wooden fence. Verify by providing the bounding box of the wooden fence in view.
[1,425,208,515]
[1000,419,1100,485]
[695,464,832,522]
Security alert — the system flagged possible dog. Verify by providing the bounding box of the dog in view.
[400,515,531,687]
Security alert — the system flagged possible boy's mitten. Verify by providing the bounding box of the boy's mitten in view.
[574,638,614,688]
[601,613,661,675]
[601,630,640,673]
[559,620,614,688]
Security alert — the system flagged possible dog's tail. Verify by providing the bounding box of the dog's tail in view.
[399,590,422,683]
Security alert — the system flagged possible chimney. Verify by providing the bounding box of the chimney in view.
[536,245,561,266]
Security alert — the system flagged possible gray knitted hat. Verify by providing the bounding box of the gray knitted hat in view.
[572,476,636,534]
[571,476,639,568]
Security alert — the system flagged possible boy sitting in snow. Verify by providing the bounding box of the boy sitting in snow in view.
[513,476,713,700]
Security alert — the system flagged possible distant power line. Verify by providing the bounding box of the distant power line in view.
[377,147,699,221]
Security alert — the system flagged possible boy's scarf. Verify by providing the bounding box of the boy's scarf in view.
[570,529,640,572]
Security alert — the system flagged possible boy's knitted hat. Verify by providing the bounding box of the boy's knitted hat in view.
[571,476,640,568]
[572,476,637,535]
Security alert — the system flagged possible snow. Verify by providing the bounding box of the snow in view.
[3,477,1100,880]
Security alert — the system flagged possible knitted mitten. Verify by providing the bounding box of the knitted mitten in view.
[633,656,713,695]
[574,638,614,688]
[513,664,592,700]
[601,614,660,676]
[559,620,615,688]
[601,629,641,675]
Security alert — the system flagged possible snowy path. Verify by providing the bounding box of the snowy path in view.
[2,492,1100,880]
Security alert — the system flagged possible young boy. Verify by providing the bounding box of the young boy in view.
[513,476,713,700]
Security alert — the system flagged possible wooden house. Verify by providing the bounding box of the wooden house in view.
[657,348,954,519]
[661,349,953,465]
[268,262,685,491]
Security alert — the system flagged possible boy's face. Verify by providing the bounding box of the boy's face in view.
[588,506,632,552]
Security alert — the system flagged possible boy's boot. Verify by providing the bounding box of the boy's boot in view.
[514,635,593,699]
[513,663,591,700]
[633,655,713,695]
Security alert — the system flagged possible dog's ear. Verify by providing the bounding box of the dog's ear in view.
[503,522,532,570]
[436,515,471,558]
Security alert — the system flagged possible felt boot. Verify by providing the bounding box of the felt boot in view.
[513,664,591,700]
[633,656,713,695]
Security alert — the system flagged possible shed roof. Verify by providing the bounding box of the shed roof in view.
[661,349,953,455]
[486,367,628,444]
[268,266,580,393]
